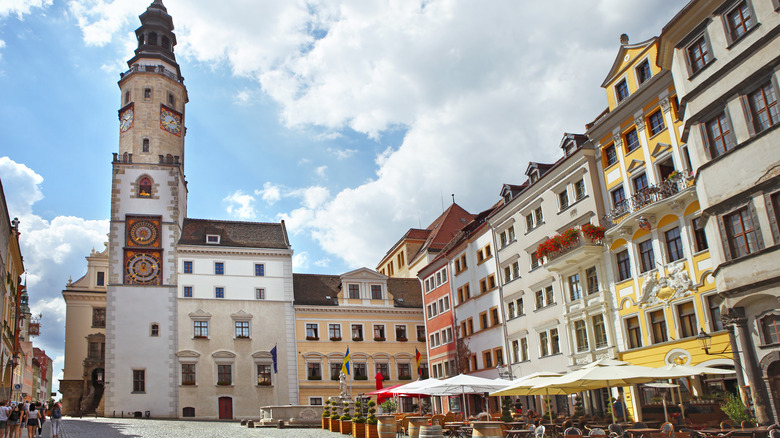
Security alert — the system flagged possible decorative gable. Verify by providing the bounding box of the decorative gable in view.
[626,159,646,175]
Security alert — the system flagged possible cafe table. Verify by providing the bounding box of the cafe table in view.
[625,427,662,438]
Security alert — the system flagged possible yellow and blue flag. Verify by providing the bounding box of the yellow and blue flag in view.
[341,347,351,375]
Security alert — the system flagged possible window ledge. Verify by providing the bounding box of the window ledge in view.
[131,391,146,394]
[687,58,717,81]
[759,342,780,350]
[725,23,760,51]
[648,128,668,141]
[534,303,557,313]
[477,255,493,265]
[557,195,590,216]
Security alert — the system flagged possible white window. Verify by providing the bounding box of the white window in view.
[255,288,265,300]
[206,234,220,244]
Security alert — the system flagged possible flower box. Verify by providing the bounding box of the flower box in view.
[257,381,272,386]
[355,375,368,381]
[352,337,364,341]
[217,382,231,386]
[308,375,322,381]
[353,422,366,438]
[366,423,378,438]
[330,336,342,341]
[306,336,319,341]
[330,419,341,433]
[235,335,249,339]
[373,337,386,342]
[341,420,352,435]
[194,335,207,339]
[396,337,408,342]
[417,337,426,342]
[399,375,412,380]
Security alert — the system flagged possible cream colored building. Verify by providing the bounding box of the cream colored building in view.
[0,183,23,401]
[294,268,426,407]
[60,246,108,415]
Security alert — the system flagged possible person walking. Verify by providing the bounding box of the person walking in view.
[33,404,44,438]
[49,403,62,438]
[24,404,38,438]
[0,401,9,438]
[6,404,21,438]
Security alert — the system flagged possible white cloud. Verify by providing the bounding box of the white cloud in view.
[234,89,252,105]
[66,0,146,47]
[0,0,52,19]
[328,148,358,160]
[255,182,282,205]
[223,190,257,220]
[292,252,309,270]
[314,258,330,268]
[315,165,327,178]
[289,186,330,209]
[0,40,5,48]
[30,296,67,325]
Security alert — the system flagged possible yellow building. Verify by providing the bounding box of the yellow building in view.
[587,35,733,420]
[293,268,428,407]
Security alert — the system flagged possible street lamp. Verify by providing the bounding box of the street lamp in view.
[496,365,512,380]
[696,329,712,354]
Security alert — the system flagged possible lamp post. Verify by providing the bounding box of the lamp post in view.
[696,329,712,354]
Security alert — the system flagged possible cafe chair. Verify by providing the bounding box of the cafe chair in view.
[720,421,734,430]
[590,428,607,437]
[661,423,675,433]
[740,421,755,430]
[535,425,547,438]
[609,423,625,438]
[633,423,649,429]
[565,427,584,436]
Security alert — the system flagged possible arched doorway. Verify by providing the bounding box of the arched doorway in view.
[768,361,780,421]
[218,397,232,420]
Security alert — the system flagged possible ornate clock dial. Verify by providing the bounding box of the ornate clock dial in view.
[120,108,134,132]
[129,221,158,246]
[125,253,161,284]
[160,107,182,135]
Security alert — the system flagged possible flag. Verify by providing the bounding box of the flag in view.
[270,345,278,374]
[341,347,350,375]
[415,347,422,375]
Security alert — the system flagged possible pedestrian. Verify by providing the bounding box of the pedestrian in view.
[0,401,8,438]
[612,395,626,421]
[7,404,21,438]
[24,404,38,438]
[33,404,44,438]
[49,402,62,438]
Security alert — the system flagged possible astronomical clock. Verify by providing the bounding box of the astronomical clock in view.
[119,103,134,133]
[160,105,183,136]
[124,216,162,285]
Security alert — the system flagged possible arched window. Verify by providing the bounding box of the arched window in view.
[150,323,159,337]
[149,32,158,45]
[166,154,174,165]
[138,34,145,45]
[139,177,152,198]
[182,407,195,417]
[162,36,171,50]
[142,139,150,152]
[125,91,130,105]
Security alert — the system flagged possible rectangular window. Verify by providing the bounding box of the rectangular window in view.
[545,286,554,306]
[725,207,760,258]
[330,363,341,380]
[568,273,582,301]
[586,266,599,295]
[235,321,250,338]
[92,308,106,328]
[616,250,631,281]
[593,314,608,348]
[254,263,265,276]
[693,217,709,252]
[96,271,105,286]
[763,316,780,344]
[133,369,145,392]
[490,308,499,326]
[329,324,342,340]
[181,363,196,385]
[650,310,668,344]
[625,128,640,152]
[534,207,543,225]
[306,323,319,339]
[396,325,407,340]
[183,261,192,274]
[348,284,360,299]
[217,364,232,385]
[373,324,386,340]
[371,285,383,299]
[255,288,265,300]
[559,190,569,210]
[352,324,364,340]
[215,287,225,298]
[307,362,321,379]
[375,363,389,380]
[257,364,272,385]
[194,320,208,338]
[687,36,712,74]
[551,328,560,354]
[468,318,474,335]
[535,290,544,309]
[480,312,488,330]
[215,262,224,275]
[605,144,617,166]
[575,320,589,352]
[520,338,529,361]
[398,363,411,379]
[665,227,684,262]
[678,301,697,339]
[626,316,642,349]
[636,59,652,85]
[727,1,754,41]
[706,112,735,157]
[494,347,504,366]
[531,252,540,269]
[353,362,367,379]
[612,186,626,210]
[88,342,103,359]
[648,110,666,136]
[507,302,516,319]
[749,82,780,132]
[416,325,425,341]
[615,79,629,103]
[633,173,648,194]
[574,180,586,200]
[511,340,519,363]
[639,240,655,273]
[707,295,724,332]
[483,351,493,369]
[517,298,524,316]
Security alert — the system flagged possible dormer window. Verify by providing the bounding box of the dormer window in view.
[206,235,220,244]
[564,143,574,156]
[530,171,539,183]
[138,177,152,198]
[615,79,629,103]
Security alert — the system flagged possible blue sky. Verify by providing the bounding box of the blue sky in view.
[0,0,688,393]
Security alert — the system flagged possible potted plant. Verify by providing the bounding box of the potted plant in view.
[353,401,366,438]
[397,336,408,342]
[341,401,353,435]
[417,336,426,342]
[306,335,319,341]
[379,399,396,414]
[374,336,386,341]
[720,392,755,425]
[580,223,605,242]
[330,408,342,433]
[322,400,332,429]
[366,400,378,438]
[500,397,513,422]
[353,336,364,341]
[330,336,342,341]
[308,375,322,380]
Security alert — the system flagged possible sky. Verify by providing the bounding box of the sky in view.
[0,0,689,395]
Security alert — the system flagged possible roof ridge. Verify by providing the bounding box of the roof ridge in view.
[184,217,282,226]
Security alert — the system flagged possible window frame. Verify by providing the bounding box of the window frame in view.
[723,206,761,259]
[616,249,632,282]
[665,226,685,262]
[183,260,193,274]
[638,239,656,273]
[686,33,713,76]
[574,320,589,352]
[724,0,756,44]
[704,111,736,158]
[132,369,146,393]
[635,59,652,86]
[615,78,630,104]
[747,81,780,133]
[254,263,265,277]
[647,110,666,137]
[624,128,640,152]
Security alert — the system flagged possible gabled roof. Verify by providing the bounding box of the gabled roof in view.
[292,273,422,308]
[179,218,290,249]
[559,133,589,151]
[525,162,555,178]
[407,203,474,265]
[601,35,657,88]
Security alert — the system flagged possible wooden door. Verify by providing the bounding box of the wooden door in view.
[218,397,233,419]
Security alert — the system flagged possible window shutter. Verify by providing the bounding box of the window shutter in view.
[717,215,733,261]
[747,200,766,250]
[767,192,780,244]
[740,95,757,137]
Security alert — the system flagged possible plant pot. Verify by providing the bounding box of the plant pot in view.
[353,423,366,438]
[341,420,353,435]
[330,418,341,433]
[366,423,379,438]
[322,417,329,429]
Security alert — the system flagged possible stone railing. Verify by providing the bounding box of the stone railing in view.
[120,64,184,84]
[603,172,694,226]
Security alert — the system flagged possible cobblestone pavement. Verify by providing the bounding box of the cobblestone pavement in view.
[57,417,346,437]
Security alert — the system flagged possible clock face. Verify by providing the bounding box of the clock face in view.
[125,253,161,285]
[120,108,134,133]
[160,107,182,136]
[129,221,159,246]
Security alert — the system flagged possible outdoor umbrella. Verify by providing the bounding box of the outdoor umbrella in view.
[419,374,511,416]
[388,378,436,414]
[645,382,679,423]
[491,371,584,420]
[652,363,737,420]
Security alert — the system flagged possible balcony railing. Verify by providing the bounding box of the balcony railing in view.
[603,172,694,226]
[546,235,602,263]
[120,64,184,84]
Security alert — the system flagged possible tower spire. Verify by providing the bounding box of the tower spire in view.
[127,0,179,76]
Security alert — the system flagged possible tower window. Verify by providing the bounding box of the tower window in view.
[144,88,152,99]
[125,91,130,104]
[150,324,159,337]
[168,93,175,107]
[142,139,150,153]
[149,32,158,45]
[138,34,145,45]
[139,177,152,198]
[162,36,171,50]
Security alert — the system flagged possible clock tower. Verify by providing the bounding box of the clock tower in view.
[105,0,187,417]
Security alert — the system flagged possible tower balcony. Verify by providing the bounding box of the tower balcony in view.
[120,63,183,84]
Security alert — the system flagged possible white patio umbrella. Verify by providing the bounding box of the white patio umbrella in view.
[419,374,511,416]
[645,382,679,423]
[388,378,441,414]
[490,372,583,420]
[651,363,737,420]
